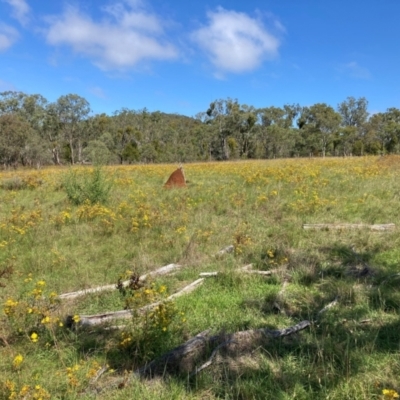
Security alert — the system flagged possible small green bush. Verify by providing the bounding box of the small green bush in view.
[62,166,112,205]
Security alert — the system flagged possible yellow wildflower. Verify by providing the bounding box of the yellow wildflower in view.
[30,332,38,343]
[19,385,30,396]
[12,354,23,368]
[383,389,400,399]
[5,379,15,391]
[41,316,51,324]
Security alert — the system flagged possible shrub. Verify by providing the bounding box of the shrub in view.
[62,166,112,205]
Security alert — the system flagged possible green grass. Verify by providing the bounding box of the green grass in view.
[1,157,400,399]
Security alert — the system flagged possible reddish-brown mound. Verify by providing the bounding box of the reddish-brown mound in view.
[164,167,186,188]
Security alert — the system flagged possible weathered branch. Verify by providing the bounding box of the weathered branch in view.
[71,278,204,327]
[215,245,234,257]
[59,263,182,300]
[273,279,289,315]
[318,296,339,315]
[239,264,279,276]
[89,365,109,385]
[134,320,311,378]
[303,223,395,231]
[189,339,238,377]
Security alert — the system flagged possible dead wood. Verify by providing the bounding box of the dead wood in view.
[134,320,311,379]
[89,365,109,385]
[303,223,395,231]
[59,264,182,300]
[239,264,279,276]
[189,339,238,377]
[272,279,289,315]
[70,278,204,327]
[215,245,234,257]
[0,335,10,347]
[318,296,339,315]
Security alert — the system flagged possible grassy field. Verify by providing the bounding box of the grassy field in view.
[1,157,400,399]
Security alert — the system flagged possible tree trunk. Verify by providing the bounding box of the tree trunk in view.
[69,138,75,165]
[77,138,83,164]
[52,147,60,165]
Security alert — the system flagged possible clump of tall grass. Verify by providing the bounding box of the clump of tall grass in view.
[1,176,27,190]
[62,166,112,205]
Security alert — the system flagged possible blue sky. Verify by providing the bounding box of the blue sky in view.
[0,0,399,117]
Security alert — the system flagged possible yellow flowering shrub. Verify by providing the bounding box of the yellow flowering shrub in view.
[2,277,61,343]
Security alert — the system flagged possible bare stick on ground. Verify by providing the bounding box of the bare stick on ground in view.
[215,245,234,257]
[318,296,339,315]
[303,223,395,231]
[70,278,204,327]
[59,263,182,300]
[239,264,279,276]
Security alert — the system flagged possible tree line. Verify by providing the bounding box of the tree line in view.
[0,91,399,167]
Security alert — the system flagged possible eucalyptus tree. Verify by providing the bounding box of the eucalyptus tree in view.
[194,112,215,161]
[365,113,386,154]
[0,114,33,167]
[42,102,63,165]
[236,104,258,158]
[365,108,400,154]
[0,92,51,166]
[111,108,142,163]
[205,99,237,160]
[383,108,400,153]
[298,104,341,157]
[204,99,258,160]
[52,94,91,164]
[337,97,369,155]
[259,104,300,158]
[0,91,26,114]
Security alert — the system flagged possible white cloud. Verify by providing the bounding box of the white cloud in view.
[0,23,19,51]
[44,2,178,70]
[341,61,371,80]
[191,7,281,75]
[3,0,30,25]
[89,86,107,99]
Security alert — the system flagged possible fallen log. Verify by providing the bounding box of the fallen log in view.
[239,264,279,276]
[200,266,280,278]
[70,278,204,327]
[59,263,182,300]
[134,320,311,378]
[303,223,395,231]
[133,294,344,381]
